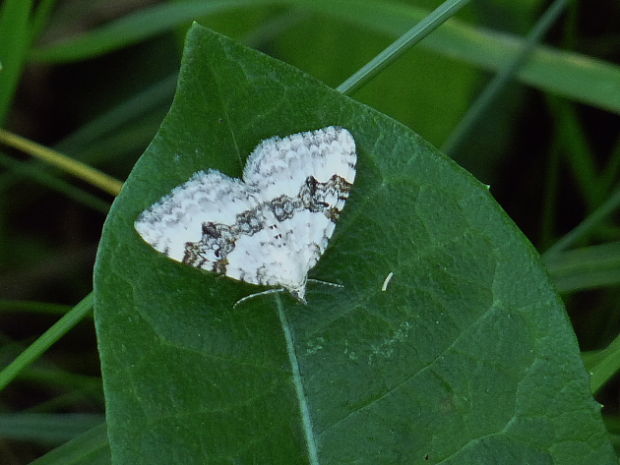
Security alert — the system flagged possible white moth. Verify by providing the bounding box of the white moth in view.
[135,126,357,304]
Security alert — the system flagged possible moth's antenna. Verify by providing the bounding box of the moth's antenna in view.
[307,279,344,289]
[232,288,286,309]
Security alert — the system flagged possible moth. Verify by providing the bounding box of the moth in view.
[135,126,357,304]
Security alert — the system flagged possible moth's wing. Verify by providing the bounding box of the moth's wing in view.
[241,126,357,282]
[135,127,358,293]
[224,208,298,287]
[134,170,258,268]
[242,126,356,198]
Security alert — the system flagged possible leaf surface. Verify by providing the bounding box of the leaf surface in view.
[93,24,614,465]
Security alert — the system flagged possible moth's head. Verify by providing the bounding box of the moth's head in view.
[287,282,307,305]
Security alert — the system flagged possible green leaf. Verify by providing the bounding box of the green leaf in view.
[94,24,614,464]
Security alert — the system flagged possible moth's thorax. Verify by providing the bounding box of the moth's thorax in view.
[277,263,308,295]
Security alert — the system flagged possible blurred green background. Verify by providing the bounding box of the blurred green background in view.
[0,0,619,462]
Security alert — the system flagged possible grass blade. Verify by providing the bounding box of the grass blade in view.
[337,0,470,95]
[29,0,620,113]
[442,0,570,155]
[29,423,110,465]
[0,129,123,196]
[0,293,93,392]
[0,152,110,213]
[545,242,620,292]
[544,186,620,258]
[583,334,620,394]
[0,413,104,444]
[0,299,72,315]
[0,0,34,124]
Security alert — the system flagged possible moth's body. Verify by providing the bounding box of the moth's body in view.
[135,126,356,303]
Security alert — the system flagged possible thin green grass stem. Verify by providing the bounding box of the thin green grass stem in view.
[0,299,72,315]
[544,186,620,259]
[55,74,177,153]
[584,333,620,394]
[0,0,34,124]
[337,0,470,95]
[0,293,93,392]
[442,0,570,156]
[0,152,110,213]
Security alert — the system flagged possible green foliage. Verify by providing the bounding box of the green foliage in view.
[28,423,109,465]
[0,413,103,445]
[546,242,620,293]
[29,0,620,114]
[1,1,619,464]
[92,24,614,464]
[0,0,34,124]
